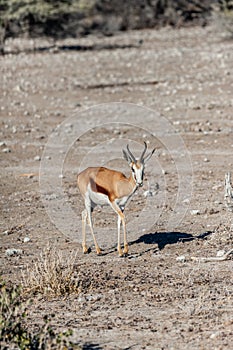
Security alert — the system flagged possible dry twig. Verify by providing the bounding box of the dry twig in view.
[191,248,233,262]
[17,173,39,179]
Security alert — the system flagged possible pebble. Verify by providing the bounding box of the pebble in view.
[183,198,190,204]
[143,190,153,197]
[190,209,200,215]
[2,148,11,153]
[23,237,31,243]
[0,141,6,146]
[210,331,220,339]
[5,248,23,256]
[216,250,225,257]
[86,293,102,302]
[34,155,41,161]
[176,255,186,262]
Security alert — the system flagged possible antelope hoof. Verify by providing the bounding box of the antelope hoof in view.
[96,247,102,255]
[118,247,124,257]
[123,244,129,255]
[83,245,89,254]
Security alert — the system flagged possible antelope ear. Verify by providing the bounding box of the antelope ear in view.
[143,148,156,163]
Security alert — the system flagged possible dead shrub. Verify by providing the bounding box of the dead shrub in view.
[22,245,80,297]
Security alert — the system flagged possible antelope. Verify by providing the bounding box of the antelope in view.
[77,142,155,256]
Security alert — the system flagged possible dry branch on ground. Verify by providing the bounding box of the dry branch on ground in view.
[191,248,233,262]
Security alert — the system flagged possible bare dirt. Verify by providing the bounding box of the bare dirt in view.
[0,25,233,349]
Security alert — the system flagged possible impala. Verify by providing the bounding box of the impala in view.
[77,142,155,256]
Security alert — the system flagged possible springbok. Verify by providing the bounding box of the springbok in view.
[77,142,155,256]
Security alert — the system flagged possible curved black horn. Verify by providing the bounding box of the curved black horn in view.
[126,144,136,163]
[140,141,147,162]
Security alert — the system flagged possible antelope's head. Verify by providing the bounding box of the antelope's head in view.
[123,142,155,187]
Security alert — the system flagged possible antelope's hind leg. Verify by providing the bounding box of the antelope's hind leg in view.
[81,209,88,254]
[112,202,128,257]
[86,203,101,255]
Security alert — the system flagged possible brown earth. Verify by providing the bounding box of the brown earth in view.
[0,25,233,349]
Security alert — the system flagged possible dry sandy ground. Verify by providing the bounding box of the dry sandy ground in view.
[0,25,233,349]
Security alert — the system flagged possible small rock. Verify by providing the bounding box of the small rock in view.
[143,190,153,197]
[216,250,225,257]
[190,209,200,215]
[0,141,6,147]
[86,293,102,302]
[203,158,209,162]
[65,123,73,128]
[14,85,23,92]
[77,296,86,303]
[212,184,222,190]
[5,248,23,256]
[183,198,190,204]
[176,255,186,262]
[210,331,220,339]
[23,237,31,243]
[1,230,9,235]
[2,148,11,153]
[209,208,219,215]
[34,155,41,161]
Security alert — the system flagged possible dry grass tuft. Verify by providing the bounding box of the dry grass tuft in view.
[22,245,80,297]
[213,0,233,37]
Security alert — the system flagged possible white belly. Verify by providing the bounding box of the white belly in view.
[86,184,136,209]
[87,185,110,206]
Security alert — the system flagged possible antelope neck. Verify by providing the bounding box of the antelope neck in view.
[128,173,138,188]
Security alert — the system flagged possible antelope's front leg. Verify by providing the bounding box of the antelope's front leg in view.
[118,212,128,256]
[117,215,123,257]
[122,217,128,255]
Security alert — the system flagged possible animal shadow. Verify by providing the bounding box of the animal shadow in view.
[81,343,102,350]
[130,230,212,251]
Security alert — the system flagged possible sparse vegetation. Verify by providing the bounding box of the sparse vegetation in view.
[21,246,80,297]
[1,2,233,346]
[0,0,94,40]
[0,281,76,349]
[216,0,233,36]
[0,0,214,52]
